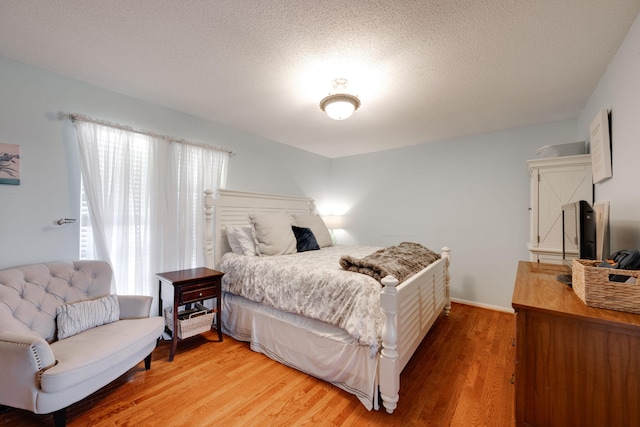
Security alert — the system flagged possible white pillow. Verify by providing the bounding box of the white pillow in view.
[226,225,257,256]
[293,214,333,247]
[250,213,297,256]
[56,294,120,340]
[226,225,243,254]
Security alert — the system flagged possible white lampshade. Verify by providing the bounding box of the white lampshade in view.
[322,215,343,229]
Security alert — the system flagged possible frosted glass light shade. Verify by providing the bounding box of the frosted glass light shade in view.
[324,100,355,120]
[320,94,361,120]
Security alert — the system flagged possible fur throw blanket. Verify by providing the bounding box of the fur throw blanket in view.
[339,242,440,284]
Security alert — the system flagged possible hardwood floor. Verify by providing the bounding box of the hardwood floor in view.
[0,302,516,426]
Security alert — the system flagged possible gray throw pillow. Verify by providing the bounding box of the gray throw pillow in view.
[250,213,297,256]
[56,294,120,340]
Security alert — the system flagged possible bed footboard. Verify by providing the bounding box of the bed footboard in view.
[378,247,451,413]
[379,275,401,413]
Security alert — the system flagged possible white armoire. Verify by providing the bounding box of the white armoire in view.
[527,154,593,264]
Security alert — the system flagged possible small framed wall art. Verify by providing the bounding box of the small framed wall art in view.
[0,142,20,185]
[590,109,612,184]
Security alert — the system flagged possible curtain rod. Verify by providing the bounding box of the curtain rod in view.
[58,112,235,156]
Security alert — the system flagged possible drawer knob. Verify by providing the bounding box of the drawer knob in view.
[198,292,203,297]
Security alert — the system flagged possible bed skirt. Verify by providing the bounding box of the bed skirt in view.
[221,292,380,410]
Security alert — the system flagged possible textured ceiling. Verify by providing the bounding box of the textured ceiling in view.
[1,1,638,158]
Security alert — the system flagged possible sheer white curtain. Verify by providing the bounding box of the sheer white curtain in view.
[76,121,229,297]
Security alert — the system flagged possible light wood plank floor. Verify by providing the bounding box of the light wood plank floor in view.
[0,302,516,426]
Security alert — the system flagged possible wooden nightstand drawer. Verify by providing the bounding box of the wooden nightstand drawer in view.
[181,286,216,304]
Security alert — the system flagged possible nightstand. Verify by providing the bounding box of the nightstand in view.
[157,267,224,361]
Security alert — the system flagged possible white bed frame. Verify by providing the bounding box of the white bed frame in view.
[204,189,451,413]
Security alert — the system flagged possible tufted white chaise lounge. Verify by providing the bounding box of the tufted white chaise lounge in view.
[0,260,165,427]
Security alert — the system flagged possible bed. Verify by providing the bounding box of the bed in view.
[203,189,451,413]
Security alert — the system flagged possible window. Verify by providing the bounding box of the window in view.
[75,119,229,297]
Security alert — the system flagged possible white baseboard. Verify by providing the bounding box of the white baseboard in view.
[451,298,515,314]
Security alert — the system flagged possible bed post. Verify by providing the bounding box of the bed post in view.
[204,190,215,268]
[379,274,400,414]
[442,246,451,316]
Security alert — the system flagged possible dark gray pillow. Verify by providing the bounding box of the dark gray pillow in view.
[291,226,320,252]
[292,214,333,247]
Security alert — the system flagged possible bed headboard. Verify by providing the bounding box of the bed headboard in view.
[204,189,316,268]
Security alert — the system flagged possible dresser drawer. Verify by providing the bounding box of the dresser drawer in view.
[180,286,217,304]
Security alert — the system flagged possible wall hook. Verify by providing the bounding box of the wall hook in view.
[56,218,77,225]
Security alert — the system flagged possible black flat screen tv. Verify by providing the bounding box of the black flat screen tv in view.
[558,200,597,286]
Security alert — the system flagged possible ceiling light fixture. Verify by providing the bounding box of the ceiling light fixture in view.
[319,78,361,120]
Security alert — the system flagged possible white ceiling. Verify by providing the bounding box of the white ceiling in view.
[1,1,638,158]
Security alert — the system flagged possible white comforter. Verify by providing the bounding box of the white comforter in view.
[218,245,386,355]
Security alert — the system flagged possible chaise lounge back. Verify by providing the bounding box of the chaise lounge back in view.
[0,260,165,426]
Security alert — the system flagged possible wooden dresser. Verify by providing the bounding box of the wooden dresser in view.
[512,261,640,427]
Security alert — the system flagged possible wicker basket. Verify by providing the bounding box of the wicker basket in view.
[164,304,214,339]
[572,259,640,314]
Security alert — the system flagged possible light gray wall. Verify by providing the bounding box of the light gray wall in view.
[329,120,577,310]
[0,57,331,269]
[577,11,640,252]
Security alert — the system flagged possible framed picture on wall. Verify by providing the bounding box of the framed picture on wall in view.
[590,109,612,184]
[0,142,20,185]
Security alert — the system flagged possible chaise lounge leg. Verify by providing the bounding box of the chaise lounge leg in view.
[53,408,66,427]
[144,353,152,370]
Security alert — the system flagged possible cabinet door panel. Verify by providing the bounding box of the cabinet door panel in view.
[538,166,592,249]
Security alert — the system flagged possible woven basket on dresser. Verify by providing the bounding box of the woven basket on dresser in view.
[572,259,640,314]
